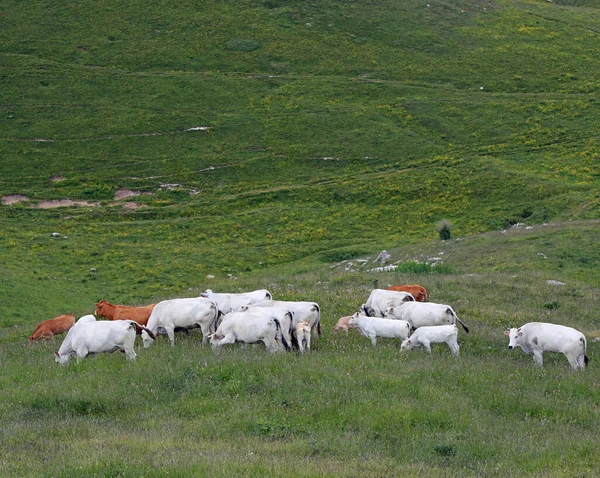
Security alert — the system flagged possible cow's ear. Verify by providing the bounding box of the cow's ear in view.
[54,352,59,357]
[504,330,510,336]
[407,340,412,345]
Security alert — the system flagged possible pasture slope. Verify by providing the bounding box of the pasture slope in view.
[1,0,600,476]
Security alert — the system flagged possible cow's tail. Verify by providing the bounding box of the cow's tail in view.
[129,321,156,340]
[209,302,221,334]
[313,303,321,337]
[274,318,290,351]
[581,336,589,367]
[448,308,469,334]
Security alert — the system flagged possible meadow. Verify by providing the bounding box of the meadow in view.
[1,0,600,475]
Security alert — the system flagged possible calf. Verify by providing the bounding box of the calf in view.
[386,284,428,302]
[505,322,588,370]
[296,320,312,354]
[142,297,218,348]
[54,320,155,364]
[95,300,155,326]
[332,315,357,335]
[210,310,290,352]
[348,313,411,346]
[360,289,414,317]
[386,302,469,333]
[401,325,460,357]
[29,314,75,341]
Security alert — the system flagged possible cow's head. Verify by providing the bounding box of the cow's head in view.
[209,333,223,348]
[348,312,360,326]
[54,351,69,365]
[141,330,155,348]
[504,328,521,349]
[400,338,412,351]
[95,300,108,316]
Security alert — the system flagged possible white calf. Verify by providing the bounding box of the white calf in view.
[505,322,588,370]
[54,320,155,364]
[296,320,312,354]
[348,313,411,346]
[386,302,469,333]
[142,297,218,347]
[210,310,290,352]
[360,289,415,317]
[400,325,460,357]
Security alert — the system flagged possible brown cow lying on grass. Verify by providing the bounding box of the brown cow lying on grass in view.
[95,300,155,326]
[29,314,76,341]
[386,284,429,302]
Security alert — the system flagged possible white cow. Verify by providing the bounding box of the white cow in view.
[295,320,312,354]
[200,289,272,317]
[142,297,218,348]
[209,310,290,352]
[401,325,460,357]
[360,289,415,317]
[54,320,155,364]
[239,305,295,347]
[251,299,321,339]
[386,302,469,333]
[348,313,411,346]
[505,322,588,370]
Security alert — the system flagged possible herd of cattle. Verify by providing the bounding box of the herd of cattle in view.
[28,284,589,370]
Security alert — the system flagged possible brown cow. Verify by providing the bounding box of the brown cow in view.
[386,284,429,302]
[332,315,357,335]
[95,300,155,326]
[29,314,76,341]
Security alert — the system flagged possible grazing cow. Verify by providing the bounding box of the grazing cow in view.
[200,289,272,318]
[386,284,429,302]
[348,313,411,346]
[505,322,588,370]
[251,299,321,338]
[296,320,312,354]
[95,300,155,326]
[210,310,290,353]
[239,305,295,348]
[332,315,357,335]
[142,297,218,348]
[29,314,76,341]
[401,325,460,357]
[54,320,155,364]
[360,289,415,317]
[386,302,469,333]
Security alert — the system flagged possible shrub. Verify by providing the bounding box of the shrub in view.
[436,220,453,241]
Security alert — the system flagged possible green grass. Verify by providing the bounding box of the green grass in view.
[1,0,600,475]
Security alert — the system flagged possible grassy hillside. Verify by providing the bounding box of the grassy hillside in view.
[1,0,600,475]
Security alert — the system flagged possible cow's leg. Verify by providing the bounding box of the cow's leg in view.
[75,347,88,363]
[532,349,544,366]
[566,353,580,370]
[369,333,377,346]
[305,334,311,353]
[448,339,460,358]
[421,339,432,354]
[164,326,176,346]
